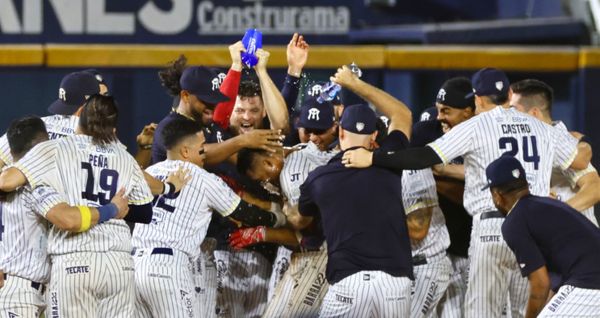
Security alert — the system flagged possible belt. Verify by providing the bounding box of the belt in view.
[412,254,427,266]
[480,211,504,220]
[131,247,174,256]
[3,273,46,293]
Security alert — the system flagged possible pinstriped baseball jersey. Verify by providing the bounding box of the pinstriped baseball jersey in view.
[0,115,79,165]
[401,168,450,258]
[0,185,64,283]
[280,142,338,205]
[132,160,241,258]
[550,121,598,226]
[13,134,153,254]
[428,106,578,216]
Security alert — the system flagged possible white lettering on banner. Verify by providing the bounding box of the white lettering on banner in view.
[23,0,42,33]
[0,0,351,36]
[197,1,350,35]
[0,0,21,33]
[87,0,134,34]
[138,0,192,34]
[48,0,84,34]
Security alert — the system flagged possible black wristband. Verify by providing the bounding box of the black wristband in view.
[166,182,176,196]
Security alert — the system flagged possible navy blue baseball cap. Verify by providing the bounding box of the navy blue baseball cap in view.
[297,96,335,131]
[48,72,100,115]
[419,106,438,122]
[82,68,106,85]
[468,68,510,98]
[437,77,475,109]
[180,66,230,104]
[340,104,377,135]
[482,155,527,190]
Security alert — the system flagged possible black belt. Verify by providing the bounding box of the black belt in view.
[131,247,174,256]
[3,273,46,293]
[480,211,504,220]
[412,254,427,266]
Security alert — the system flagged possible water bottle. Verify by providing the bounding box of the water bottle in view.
[317,62,362,103]
[241,28,263,68]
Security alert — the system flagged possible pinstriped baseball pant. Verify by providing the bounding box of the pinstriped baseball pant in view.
[411,255,452,318]
[193,238,218,318]
[133,249,199,318]
[464,214,529,318]
[213,249,270,318]
[0,275,45,317]
[48,251,135,318]
[436,254,469,318]
[538,285,600,317]
[319,271,411,318]
[263,248,329,318]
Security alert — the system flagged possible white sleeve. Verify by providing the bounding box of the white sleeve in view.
[12,140,57,188]
[127,161,154,206]
[203,173,241,217]
[27,185,67,218]
[427,118,476,164]
[560,163,597,188]
[552,127,578,171]
[0,134,13,166]
[401,168,438,214]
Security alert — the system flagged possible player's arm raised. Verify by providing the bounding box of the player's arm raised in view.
[255,49,290,134]
[525,265,551,318]
[331,65,412,138]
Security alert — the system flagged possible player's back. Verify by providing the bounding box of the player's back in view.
[430,106,577,215]
[133,160,240,259]
[15,134,151,254]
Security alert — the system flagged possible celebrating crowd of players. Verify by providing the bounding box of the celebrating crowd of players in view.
[0,33,599,318]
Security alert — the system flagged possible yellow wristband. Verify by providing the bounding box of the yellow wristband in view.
[77,206,92,232]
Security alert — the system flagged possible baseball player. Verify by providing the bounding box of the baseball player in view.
[0,71,99,168]
[401,168,452,318]
[343,68,590,318]
[411,77,475,318]
[0,71,169,196]
[0,116,129,317]
[201,41,304,318]
[510,79,600,225]
[0,95,155,317]
[233,91,339,317]
[411,78,475,318]
[485,155,600,317]
[131,118,285,318]
[290,64,415,317]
